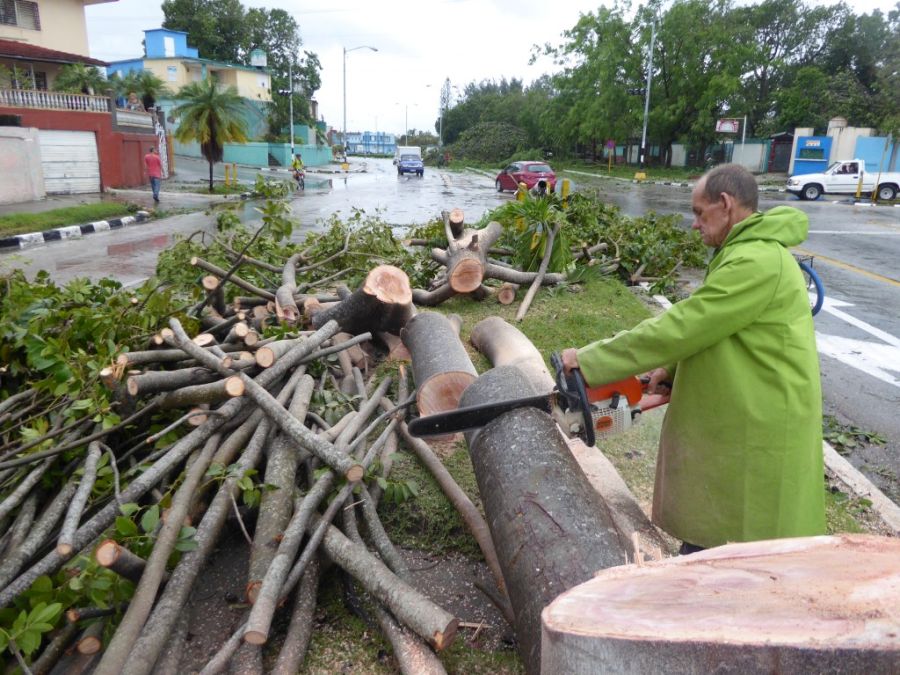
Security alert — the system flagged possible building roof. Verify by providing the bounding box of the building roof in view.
[0,39,108,67]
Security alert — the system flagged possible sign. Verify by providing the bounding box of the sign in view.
[805,139,821,147]
[715,118,741,133]
[606,139,616,149]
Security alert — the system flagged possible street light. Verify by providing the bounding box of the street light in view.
[342,45,378,156]
[639,22,656,169]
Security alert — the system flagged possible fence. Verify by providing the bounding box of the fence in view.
[0,88,109,113]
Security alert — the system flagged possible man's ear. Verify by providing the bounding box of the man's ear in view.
[720,191,735,215]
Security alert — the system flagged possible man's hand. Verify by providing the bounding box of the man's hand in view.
[560,348,580,376]
[642,367,672,395]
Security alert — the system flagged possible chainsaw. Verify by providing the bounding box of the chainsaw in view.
[407,352,670,447]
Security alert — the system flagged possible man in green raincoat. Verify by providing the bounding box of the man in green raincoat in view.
[562,164,825,553]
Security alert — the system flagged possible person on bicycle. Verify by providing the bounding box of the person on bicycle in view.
[290,153,304,189]
[562,163,824,554]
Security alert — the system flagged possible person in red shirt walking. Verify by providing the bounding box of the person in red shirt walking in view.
[144,147,163,203]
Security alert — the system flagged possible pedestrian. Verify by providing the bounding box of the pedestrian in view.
[561,163,825,554]
[144,146,163,203]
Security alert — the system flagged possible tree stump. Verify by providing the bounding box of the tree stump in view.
[309,265,413,336]
[401,312,477,417]
[541,534,900,674]
[459,366,630,673]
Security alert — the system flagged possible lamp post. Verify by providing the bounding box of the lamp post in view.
[342,45,378,156]
[639,22,656,169]
[288,61,294,155]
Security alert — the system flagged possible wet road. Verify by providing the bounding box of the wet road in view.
[2,156,898,500]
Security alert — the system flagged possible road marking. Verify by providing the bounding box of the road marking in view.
[818,296,900,347]
[793,246,900,287]
[808,230,900,235]
[815,333,900,388]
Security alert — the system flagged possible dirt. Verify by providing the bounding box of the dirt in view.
[164,518,518,674]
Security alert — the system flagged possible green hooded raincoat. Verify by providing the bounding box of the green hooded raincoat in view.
[577,206,825,548]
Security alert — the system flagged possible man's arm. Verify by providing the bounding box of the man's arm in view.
[573,250,780,386]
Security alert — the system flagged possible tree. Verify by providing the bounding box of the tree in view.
[172,78,249,192]
[53,64,106,95]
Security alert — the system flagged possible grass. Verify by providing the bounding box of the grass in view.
[0,202,138,237]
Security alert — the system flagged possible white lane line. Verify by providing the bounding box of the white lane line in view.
[820,297,900,348]
[815,333,900,388]
[809,231,900,235]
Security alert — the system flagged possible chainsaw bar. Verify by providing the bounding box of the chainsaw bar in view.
[407,393,557,437]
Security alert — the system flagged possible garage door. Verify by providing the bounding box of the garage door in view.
[38,130,101,194]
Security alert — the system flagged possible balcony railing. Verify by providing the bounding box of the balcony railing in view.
[0,88,110,113]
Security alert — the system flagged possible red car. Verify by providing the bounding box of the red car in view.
[495,161,557,194]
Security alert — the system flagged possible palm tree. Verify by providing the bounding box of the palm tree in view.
[53,63,106,95]
[130,70,171,111]
[172,77,249,192]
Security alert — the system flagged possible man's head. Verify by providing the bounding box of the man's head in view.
[691,164,758,247]
[148,147,157,154]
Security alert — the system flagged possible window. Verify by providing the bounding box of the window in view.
[798,148,825,160]
[33,71,46,90]
[0,0,41,30]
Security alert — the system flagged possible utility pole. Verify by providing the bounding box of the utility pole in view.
[288,61,294,155]
[439,77,450,148]
[639,22,656,169]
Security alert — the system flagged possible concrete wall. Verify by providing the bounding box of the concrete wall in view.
[1,106,157,190]
[828,123,873,163]
[0,126,44,204]
[730,140,769,173]
[855,136,897,172]
[175,139,334,168]
[0,0,91,56]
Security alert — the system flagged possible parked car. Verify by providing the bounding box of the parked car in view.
[495,161,557,194]
[397,153,424,177]
[786,159,899,201]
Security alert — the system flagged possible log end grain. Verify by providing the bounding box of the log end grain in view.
[448,257,484,294]
[363,265,413,305]
[94,539,121,567]
[224,376,245,397]
[345,464,365,483]
[243,628,267,646]
[416,372,477,417]
[76,635,102,655]
[56,542,74,557]
[541,534,900,674]
[432,617,460,652]
[255,347,276,369]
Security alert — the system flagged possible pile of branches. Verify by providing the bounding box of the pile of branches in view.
[0,202,518,673]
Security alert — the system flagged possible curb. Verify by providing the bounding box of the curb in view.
[0,211,152,251]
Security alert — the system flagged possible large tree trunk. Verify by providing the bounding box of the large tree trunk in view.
[401,312,477,417]
[542,534,900,674]
[310,265,413,335]
[470,316,672,559]
[459,366,630,674]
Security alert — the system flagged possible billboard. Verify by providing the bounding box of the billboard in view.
[715,118,741,133]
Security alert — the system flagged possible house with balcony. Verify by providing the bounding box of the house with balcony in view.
[107,29,272,139]
[0,0,162,203]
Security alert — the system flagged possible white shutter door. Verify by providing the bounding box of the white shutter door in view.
[38,130,101,194]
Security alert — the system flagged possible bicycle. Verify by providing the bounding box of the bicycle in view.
[292,168,305,191]
[793,254,824,316]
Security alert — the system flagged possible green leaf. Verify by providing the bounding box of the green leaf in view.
[30,576,53,594]
[119,502,140,517]
[141,505,160,533]
[376,477,388,490]
[29,602,61,625]
[174,539,199,552]
[115,516,138,537]
[17,628,40,655]
[405,480,419,497]
[0,632,8,653]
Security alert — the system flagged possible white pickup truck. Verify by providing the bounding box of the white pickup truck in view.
[786,159,899,201]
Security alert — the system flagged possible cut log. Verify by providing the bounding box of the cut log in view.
[541,534,900,674]
[442,221,503,293]
[310,265,413,336]
[401,311,477,417]
[127,367,219,398]
[448,208,465,238]
[497,283,519,305]
[274,252,303,326]
[94,540,151,584]
[470,316,554,393]
[459,366,630,674]
[470,316,672,559]
[376,332,411,362]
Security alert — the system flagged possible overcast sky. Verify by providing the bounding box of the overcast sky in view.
[85,0,889,139]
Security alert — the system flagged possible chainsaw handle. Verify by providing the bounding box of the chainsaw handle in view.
[550,352,595,447]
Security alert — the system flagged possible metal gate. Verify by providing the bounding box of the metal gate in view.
[38,130,101,194]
